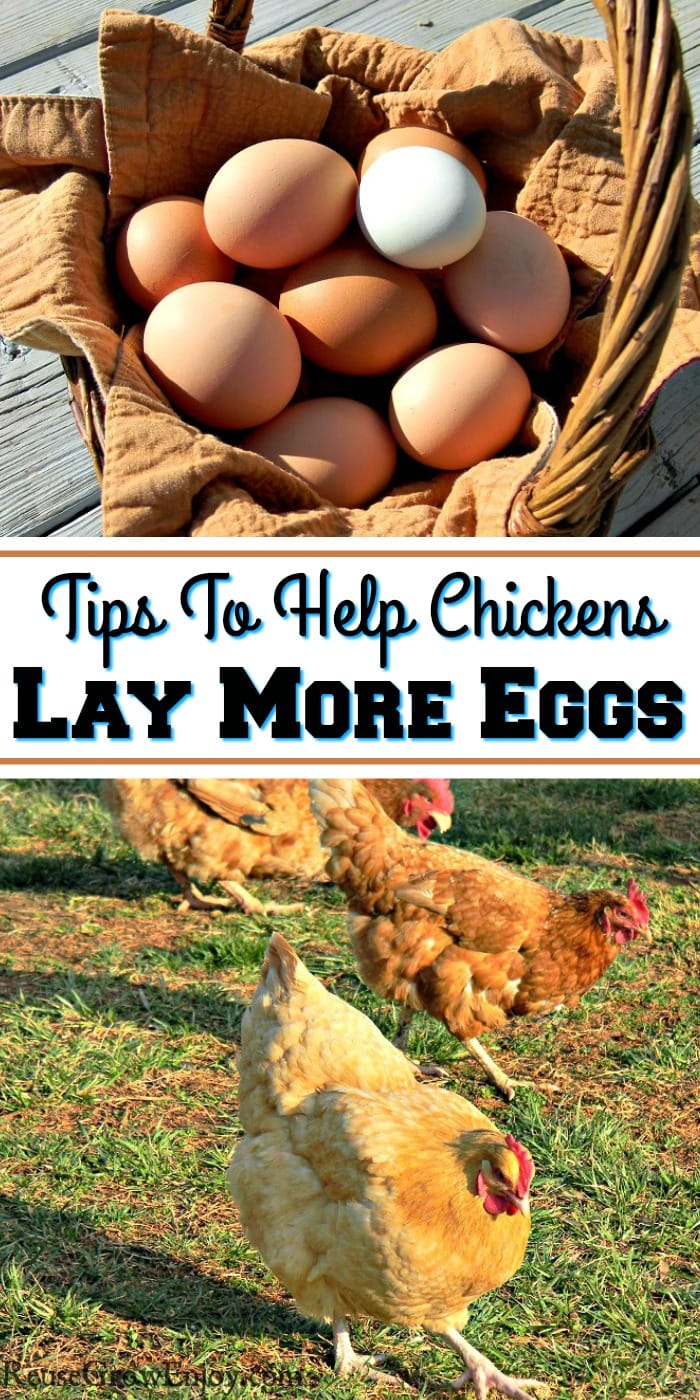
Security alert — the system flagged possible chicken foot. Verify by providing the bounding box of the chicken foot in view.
[332,1318,399,1385]
[219,879,306,916]
[439,1327,547,1400]
[464,1038,515,1102]
[168,868,305,916]
[393,1012,515,1100]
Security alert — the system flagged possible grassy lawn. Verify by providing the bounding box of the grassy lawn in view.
[0,778,698,1400]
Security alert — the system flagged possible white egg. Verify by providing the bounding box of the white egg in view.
[356,146,487,269]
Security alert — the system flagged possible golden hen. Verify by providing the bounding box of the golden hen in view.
[229,932,540,1398]
[102,777,452,915]
[309,779,650,1098]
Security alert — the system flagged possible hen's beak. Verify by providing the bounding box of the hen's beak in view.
[504,1189,530,1217]
[431,810,452,834]
[622,919,653,946]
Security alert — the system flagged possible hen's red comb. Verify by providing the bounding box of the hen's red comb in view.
[505,1134,534,1195]
[627,878,650,925]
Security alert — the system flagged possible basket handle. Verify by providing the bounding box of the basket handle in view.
[206,0,254,51]
[511,0,694,535]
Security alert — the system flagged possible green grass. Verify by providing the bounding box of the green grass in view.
[0,779,698,1399]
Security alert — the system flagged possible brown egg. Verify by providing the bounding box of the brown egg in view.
[114,197,236,311]
[242,397,397,507]
[443,211,572,353]
[279,245,438,375]
[358,127,486,194]
[203,139,358,269]
[389,342,531,470]
[142,281,302,430]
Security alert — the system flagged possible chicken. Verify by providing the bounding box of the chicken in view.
[229,931,541,1398]
[101,777,452,915]
[309,779,650,1099]
[363,776,453,840]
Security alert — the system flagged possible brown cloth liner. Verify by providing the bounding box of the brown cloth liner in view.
[0,9,698,537]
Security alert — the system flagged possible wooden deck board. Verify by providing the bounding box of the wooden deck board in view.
[47,505,103,535]
[610,362,700,536]
[1,0,698,537]
[0,344,102,536]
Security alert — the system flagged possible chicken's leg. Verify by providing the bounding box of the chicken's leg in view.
[219,879,305,916]
[465,1037,515,1102]
[332,1318,397,1384]
[167,867,304,916]
[394,1015,516,1097]
[439,1326,548,1400]
[168,868,235,912]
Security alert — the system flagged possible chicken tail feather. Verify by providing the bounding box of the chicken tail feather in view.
[262,930,299,992]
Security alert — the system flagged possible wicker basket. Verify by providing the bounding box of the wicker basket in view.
[62,0,693,537]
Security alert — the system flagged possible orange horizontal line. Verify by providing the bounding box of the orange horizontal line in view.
[1,550,699,560]
[1,757,698,767]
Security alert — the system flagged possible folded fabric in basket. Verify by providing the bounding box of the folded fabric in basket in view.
[0,7,698,536]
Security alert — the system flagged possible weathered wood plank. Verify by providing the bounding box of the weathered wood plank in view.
[3,0,698,100]
[0,343,100,536]
[610,362,700,535]
[0,0,228,79]
[47,504,103,535]
[616,482,700,535]
[0,0,270,94]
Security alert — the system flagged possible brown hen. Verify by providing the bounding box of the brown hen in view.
[309,779,650,1098]
[229,932,541,1397]
[102,777,452,915]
